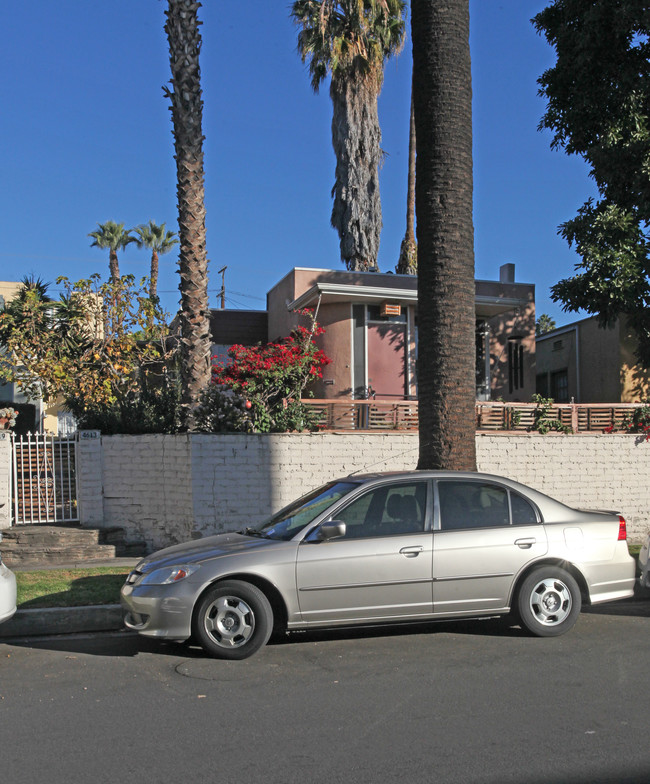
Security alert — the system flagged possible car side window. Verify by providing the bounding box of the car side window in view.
[438,481,510,530]
[334,482,427,538]
[510,492,539,525]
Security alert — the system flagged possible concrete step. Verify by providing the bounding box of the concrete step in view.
[3,543,117,567]
[2,526,101,546]
[1,524,147,568]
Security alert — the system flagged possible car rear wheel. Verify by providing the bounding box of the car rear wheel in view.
[516,566,581,637]
[192,580,273,660]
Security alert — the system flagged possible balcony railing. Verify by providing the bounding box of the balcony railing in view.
[301,399,645,433]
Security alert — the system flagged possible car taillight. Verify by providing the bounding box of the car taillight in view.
[617,515,627,541]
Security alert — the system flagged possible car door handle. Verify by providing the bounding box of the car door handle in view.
[400,546,423,558]
[515,537,536,549]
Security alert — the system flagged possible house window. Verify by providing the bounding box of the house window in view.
[551,369,569,403]
[552,340,564,352]
[211,345,231,368]
[508,339,524,393]
[475,320,490,400]
[536,372,550,397]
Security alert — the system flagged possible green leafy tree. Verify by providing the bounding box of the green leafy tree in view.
[0,275,177,432]
[164,0,212,430]
[412,0,477,471]
[291,0,406,271]
[88,221,135,282]
[534,0,650,365]
[133,220,179,300]
[536,313,557,335]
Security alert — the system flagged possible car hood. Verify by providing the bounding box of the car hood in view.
[135,532,287,572]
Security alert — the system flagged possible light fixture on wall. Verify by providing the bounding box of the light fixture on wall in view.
[380,302,401,317]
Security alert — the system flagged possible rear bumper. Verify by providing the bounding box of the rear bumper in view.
[585,559,636,605]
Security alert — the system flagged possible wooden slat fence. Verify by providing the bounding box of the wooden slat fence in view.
[302,400,645,433]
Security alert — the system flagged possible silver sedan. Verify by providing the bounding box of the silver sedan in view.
[121,471,636,659]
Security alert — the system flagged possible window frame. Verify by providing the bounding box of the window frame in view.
[433,479,541,532]
[303,478,432,541]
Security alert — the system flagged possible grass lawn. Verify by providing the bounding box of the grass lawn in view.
[16,567,130,609]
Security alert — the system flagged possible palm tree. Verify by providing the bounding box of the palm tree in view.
[411,0,477,471]
[395,92,417,274]
[291,0,406,271]
[133,221,179,300]
[88,221,134,282]
[164,0,211,430]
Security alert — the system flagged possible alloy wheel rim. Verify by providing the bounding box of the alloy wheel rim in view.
[204,595,255,648]
[529,578,572,626]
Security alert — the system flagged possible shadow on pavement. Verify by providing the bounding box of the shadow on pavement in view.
[2,614,528,659]
[4,591,648,660]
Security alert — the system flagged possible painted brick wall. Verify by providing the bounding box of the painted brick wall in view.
[99,434,195,549]
[476,433,650,542]
[81,432,650,551]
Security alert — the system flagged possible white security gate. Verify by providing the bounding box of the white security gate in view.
[11,433,79,524]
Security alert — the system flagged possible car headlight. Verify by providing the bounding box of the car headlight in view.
[138,565,199,586]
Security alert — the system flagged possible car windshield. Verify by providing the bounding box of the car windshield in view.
[250,481,359,541]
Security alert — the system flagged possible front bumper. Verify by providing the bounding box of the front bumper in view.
[120,581,196,641]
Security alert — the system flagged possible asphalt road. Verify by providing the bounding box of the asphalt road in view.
[1,605,649,784]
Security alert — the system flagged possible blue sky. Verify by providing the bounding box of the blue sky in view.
[1,1,596,324]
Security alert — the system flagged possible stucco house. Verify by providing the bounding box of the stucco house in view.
[536,315,650,403]
[213,264,536,403]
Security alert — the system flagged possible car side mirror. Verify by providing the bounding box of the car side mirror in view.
[316,521,346,541]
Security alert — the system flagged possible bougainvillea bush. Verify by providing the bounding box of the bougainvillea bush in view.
[206,311,330,432]
[620,401,650,441]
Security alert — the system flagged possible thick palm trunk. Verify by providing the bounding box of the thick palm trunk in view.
[396,94,417,274]
[411,0,477,470]
[150,250,159,300]
[330,67,382,271]
[109,250,120,282]
[165,0,211,430]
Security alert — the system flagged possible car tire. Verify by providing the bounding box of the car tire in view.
[516,566,581,638]
[192,580,273,660]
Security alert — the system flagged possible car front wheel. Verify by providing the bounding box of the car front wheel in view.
[516,566,581,637]
[192,580,273,660]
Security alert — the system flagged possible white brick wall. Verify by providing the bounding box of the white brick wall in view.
[476,432,650,542]
[78,432,650,551]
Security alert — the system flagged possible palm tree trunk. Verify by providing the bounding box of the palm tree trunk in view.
[150,249,159,300]
[109,250,120,282]
[396,93,417,274]
[411,0,477,471]
[330,67,382,271]
[165,0,211,430]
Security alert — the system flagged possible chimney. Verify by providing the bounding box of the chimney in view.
[499,263,515,284]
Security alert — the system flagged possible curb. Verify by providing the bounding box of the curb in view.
[0,604,124,639]
[1,587,647,642]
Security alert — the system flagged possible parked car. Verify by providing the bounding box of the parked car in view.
[121,471,636,660]
[639,534,650,589]
[0,533,17,624]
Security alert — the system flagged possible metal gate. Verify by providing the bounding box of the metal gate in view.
[11,433,79,524]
